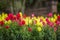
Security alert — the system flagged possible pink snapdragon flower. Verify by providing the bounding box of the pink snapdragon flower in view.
[49,22,54,27]
[48,12,53,17]
[55,20,60,25]
[32,13,34,17]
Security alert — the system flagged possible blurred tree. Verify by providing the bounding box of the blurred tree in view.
[57,0,60,13]
[25,0,36,8]
[0,0,10,12]
[0,0,41,14]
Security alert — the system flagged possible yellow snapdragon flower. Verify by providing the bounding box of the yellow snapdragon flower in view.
[5,20,12,24]
[29,19,32,24]
[24,17,30,25]
[37,27,42,32]
[50,17,54,22]
[0,15,2,21]
[54,14,57,19]
[36,21,43,27]
[4,14,8,18]
[33,16,37,20]
[40,16,44,19]
[1,13,4,16]
[19,12,22,17]
[1,13,8,21]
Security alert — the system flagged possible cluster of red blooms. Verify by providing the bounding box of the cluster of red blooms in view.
[0,13,19,24]
[47,13,60,31]
[0,13,32,32]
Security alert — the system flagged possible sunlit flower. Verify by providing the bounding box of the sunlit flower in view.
[5,20,11,25]
[25,17,30,25]
[50,17,55,23]
[36,21,43,27]
[4,14,8,18]
[19,12,22,17]
[54,14,57,19]
[1,16,5,21]
[37,27,42,32]
[33,16,37,20]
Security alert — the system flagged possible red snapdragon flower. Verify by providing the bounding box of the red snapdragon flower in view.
[55,20,60,25]
[46,18,50,24]
[5,17,10,21]
[19,20,25,26]
[16,13,21,19]
[12,16,17,21]
[21,20,25,25]
[46,18,54,27]
[57,15,60,21]
[0,21,4,26]
[5,26,9,29]
[28,27,32,32]
[8,14,14,20]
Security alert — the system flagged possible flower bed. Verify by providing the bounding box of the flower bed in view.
[0,12,60,40]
